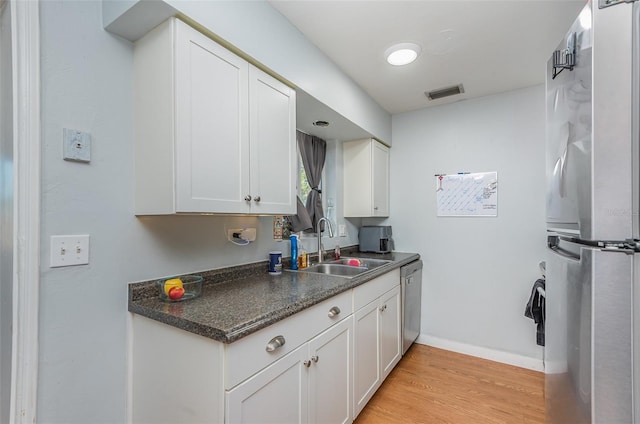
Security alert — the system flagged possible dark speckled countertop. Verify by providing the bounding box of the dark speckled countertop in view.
[129,248,420,344]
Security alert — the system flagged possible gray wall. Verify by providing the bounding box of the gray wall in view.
[389,85,547,363]
[38,1,357,422]
[0,2,13,422]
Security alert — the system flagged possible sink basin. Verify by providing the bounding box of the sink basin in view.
[327,257,393,269]
[302,263,369,277]
[297,257,393,278]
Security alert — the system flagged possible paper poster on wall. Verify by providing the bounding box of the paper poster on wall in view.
[436,172,498,216]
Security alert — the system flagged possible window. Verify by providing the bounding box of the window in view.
[297,151,326,235]
[298,152,312,205]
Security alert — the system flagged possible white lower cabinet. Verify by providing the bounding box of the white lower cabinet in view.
[226,345,309,423]
[308,318,353,424]
[353,273,401,418]
[379,286,402,379]
[226,317,353,424]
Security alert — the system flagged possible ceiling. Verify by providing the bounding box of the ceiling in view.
[269,0,586,117]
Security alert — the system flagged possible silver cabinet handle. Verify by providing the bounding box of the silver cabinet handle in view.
[311,355,319,363]
[379,304,387,312]
[244,195,252,201]
[254,196,261,202]
[304,360,311,368]
[328,306,341,318]
[374,206,379,210]
[265,335,286,352]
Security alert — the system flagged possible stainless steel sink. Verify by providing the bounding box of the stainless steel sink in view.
[327,257,393,268]
[297,257,392,278]
[302,263,369,277]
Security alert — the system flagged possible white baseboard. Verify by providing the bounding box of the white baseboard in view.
[416,334,544,372]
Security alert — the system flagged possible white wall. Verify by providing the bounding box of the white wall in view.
[38,2,357,422]
[390,85,547,366]
[0,2,13,421]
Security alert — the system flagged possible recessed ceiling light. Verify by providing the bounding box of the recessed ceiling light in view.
[313,120,329,127]
[385,42,421,66]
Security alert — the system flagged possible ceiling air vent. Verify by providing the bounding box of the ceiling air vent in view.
[425,84,465,101]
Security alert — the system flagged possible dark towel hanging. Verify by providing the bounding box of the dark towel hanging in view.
[525,278,545,346]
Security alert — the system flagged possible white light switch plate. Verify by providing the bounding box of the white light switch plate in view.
[63,128,91,162]
[338,224,347,237]
[50,235,90,267]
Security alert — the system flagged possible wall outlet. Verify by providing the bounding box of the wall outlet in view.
[338,224,347,237]
[227,228,257,243]
[50,235,90,267]
[240,228,256,241]
[227,229,244,242]
[63,128,91,163]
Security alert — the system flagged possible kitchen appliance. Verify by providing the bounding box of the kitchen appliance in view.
[400,260,422,355]
[545,1,639,422]
[358,225,393,253]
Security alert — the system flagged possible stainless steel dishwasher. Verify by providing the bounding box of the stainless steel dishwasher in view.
[401,260,423,355]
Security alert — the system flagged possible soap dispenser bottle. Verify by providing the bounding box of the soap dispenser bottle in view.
[290,234,298,270]
[298,244,307,269]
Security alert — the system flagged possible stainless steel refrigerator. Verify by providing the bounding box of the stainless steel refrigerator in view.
[545,1,639,423]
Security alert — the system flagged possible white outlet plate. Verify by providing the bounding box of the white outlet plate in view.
[63,128,91,163]
[241,228,256,241]
[50,235,90,267]
[339,224,347,237]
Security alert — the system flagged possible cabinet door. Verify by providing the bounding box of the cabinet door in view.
[174,20,250,213]
[379,285,401,378]
[249,66,296,214]
[353,300,380,417]
[308,317,353,424]
[372,141,389,217]
[226,345,308,424]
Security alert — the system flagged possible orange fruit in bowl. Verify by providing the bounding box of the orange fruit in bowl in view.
[164,278,183,296]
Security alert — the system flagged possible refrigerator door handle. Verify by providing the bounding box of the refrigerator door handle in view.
[548,235,581,261]
[548,244,580,261]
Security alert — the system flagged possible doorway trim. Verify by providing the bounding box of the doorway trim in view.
[10,0,40,422]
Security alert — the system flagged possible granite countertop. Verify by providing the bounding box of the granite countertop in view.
[128,249,420,344]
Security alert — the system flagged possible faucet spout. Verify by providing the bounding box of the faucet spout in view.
[316,217,334,263]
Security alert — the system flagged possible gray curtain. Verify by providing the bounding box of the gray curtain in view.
[288,196,313,232]
[297,131,327,232]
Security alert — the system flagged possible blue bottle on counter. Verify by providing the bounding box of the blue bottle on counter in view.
[290,234,298,270]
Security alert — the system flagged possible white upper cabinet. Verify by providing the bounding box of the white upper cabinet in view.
[134,18,296,215]
[248,66,297,214]
[343,138,390,217]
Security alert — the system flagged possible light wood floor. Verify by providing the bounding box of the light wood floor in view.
[355,344,545,424]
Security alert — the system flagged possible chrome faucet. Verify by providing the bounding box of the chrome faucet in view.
[316,217,334,263]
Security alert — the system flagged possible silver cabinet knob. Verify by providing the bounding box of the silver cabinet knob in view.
[311,355,319,363]
[379,304,387,312]
[304,360,311,368]
[265,335,286,352]
[374,206,379,210]
[254,196,261,202]
[328,306,341,318]
[244,195,252,202]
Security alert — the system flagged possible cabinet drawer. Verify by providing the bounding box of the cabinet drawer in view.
[224,290,352,389]
[353,269,400,311]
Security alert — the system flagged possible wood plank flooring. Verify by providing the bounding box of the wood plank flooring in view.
[355,344,545,424]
